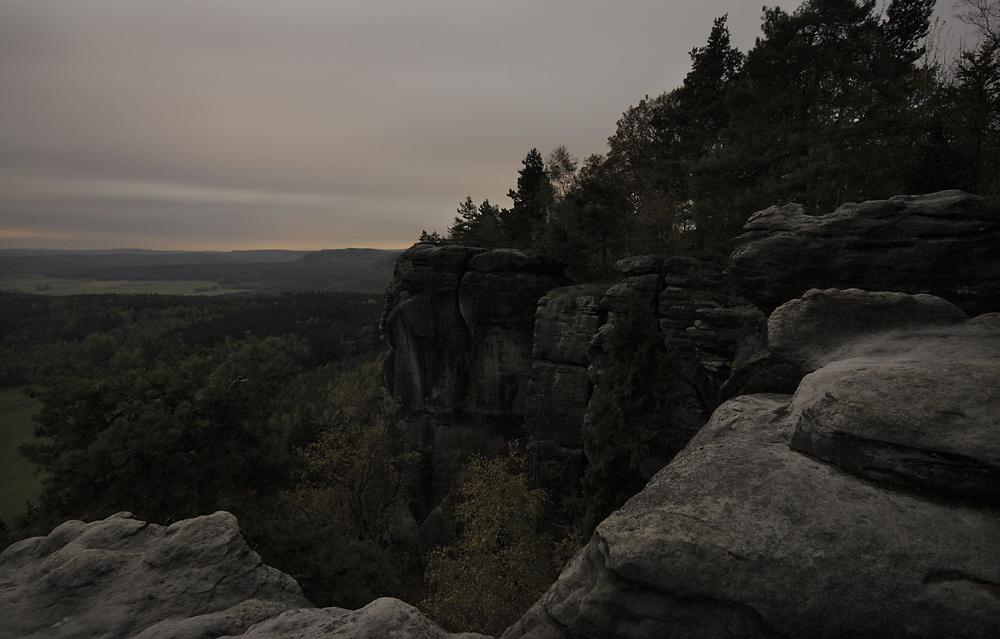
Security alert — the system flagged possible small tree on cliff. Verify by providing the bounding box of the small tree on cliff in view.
[422,453,557,636]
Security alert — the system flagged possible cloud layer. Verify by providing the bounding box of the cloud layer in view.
[5,0,955,250]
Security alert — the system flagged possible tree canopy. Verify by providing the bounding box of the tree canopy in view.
[427,0,996,271]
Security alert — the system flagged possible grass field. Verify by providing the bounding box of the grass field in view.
[0,275,247,296]
[0,387,45,524]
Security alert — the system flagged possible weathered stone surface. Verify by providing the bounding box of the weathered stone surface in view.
[790,312,1000,503]
[599,274,661,314]
[239,598,488,639]
[532,285,605,367]
[383,244,482,414]
[507,292,1000,639]
[383,244,567,420]
[0,511,307,639]
[614,255,665,276]
[507,394,1000,639]
[727,190,1000,314]
[768,288,968,370]
[460,257,569,416]
[0,511,482,639]
[382,245,568,516]
[526,362,592,443]
[719,350,806,401]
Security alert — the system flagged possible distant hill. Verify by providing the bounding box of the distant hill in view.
[0,248,402,293]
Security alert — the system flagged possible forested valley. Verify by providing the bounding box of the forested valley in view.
[2,0,999,635]
[0,288,562,630]
[0,291,416,605]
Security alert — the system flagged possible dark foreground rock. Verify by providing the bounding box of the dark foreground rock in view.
[505,291,1000,639]
[0,511,484,639]
[727,190,1000,314]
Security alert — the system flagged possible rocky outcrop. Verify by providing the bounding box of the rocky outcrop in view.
[506,290,1000,639]
[525,284,608,503]
[382,244,568,515]
[727,190,1000,314]
[0,511,484,639]
[780,292,1000,505]
[522,257,764,515]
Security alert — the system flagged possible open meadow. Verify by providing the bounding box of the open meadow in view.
[0,387,44,524]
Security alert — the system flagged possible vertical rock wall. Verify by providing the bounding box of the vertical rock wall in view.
[381,245,569,515]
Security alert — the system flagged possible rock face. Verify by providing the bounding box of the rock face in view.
[522,258,764,517]
[382,244,569,515]
[727,190,1000,314]
[505,290,1000,639]
[0,511,484,639]
[525,284,608,504]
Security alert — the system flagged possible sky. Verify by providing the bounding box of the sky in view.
[0,1,974,251]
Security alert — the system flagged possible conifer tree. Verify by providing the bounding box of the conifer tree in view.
[501,149,552,249]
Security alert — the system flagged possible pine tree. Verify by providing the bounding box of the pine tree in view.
[501,149,552,249]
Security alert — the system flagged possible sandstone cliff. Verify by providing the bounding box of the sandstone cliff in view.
[506,289,1000,639]
[381,245,568,515]
[6,191,998,638]
[727,190,1000,314]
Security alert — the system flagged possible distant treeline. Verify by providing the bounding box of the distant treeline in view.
[0,248,400,293]
[0,290,383,386]
[424,0,1000,279]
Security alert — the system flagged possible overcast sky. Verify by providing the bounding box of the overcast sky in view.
[0,1,972,251]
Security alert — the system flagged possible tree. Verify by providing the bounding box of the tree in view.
[882,0,936,63]
[545,145,579,202]
[688,0,938,248]
[418,230,443,245]
[23,335,298,523]
[540,154,630,277]
[422,453,557,636]
[605,92,679,254]
[945,38,1000,192]
[447,197,503,247]
[447,196,478,244]
[654,14,744,255]
[501,149,552,248]
[956,0,1000,48]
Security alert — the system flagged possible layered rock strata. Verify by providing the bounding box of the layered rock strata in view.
[726,190,1000,314]
[506,290,1000,639]
[381,244,568,515]
[524,257,765,512]
[525,284,608,503]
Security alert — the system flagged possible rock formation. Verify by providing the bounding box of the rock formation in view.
[727,190,1000,315]
[0,510,485,639]
[381,244,568,515]
[525,256,764,510]
[9,192,997,639]
[524,284,608,505]
[505,290,1000,639]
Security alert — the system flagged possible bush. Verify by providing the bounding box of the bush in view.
[422,452,558,636]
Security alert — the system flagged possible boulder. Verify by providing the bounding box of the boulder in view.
[506,291,1000,639]
[0,511,305,639]
[768,288,968,369]
[0,511,483,639]
[789,311,1000,503]
[727,190,1000,314]
[238,598,488,639]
